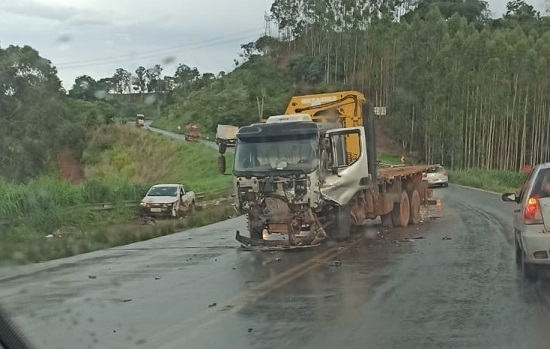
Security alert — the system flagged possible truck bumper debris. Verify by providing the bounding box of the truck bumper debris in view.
[235,231,321,251]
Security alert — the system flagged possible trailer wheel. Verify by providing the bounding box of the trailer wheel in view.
[409,190,421,225]
[333,204,351,241]
[392,191,410,228]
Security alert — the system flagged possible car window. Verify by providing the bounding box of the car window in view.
[530,168,550,199]
[519,168,536,203]
[427,166,444,174]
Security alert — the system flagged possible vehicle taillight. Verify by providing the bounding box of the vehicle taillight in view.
[422,172,427,178]
[524,197,543,224]
[443,171,448,176]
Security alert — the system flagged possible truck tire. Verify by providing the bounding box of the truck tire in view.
[522,259,538,281]
[392,190,410,228]
[333,204,351,241]
[409,190,421,225]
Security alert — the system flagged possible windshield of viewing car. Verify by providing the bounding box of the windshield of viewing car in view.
[147,186,178,197]
[234,135,318,173]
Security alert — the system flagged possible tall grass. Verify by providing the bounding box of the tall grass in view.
[449,169,526,193]
[0,177,148,238]
[0,125,237,265]
[378,152,402,165]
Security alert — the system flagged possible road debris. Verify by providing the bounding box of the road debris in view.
[329,260,342,267]
[402,236,424,243]
[88,275,97,279]
[208,302,217,308]
[442,235,452,240]
[220,305,235,311]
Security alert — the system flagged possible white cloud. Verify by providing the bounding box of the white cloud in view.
[0,0,271,87]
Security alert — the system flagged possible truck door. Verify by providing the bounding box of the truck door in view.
[321,127,370,205]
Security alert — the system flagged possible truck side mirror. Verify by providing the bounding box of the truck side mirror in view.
[219,143,227,154]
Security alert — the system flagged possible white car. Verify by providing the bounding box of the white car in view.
[422,165,448,188]
[140,184,196,218]
[502,163,550,281]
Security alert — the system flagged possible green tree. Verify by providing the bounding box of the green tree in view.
[0,45,85,181]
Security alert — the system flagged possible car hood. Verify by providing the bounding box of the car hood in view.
[142,196,178,204]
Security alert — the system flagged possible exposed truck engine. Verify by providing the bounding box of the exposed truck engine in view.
[217,91,437,250]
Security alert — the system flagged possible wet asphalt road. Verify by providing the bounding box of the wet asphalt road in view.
[2,185,550,349]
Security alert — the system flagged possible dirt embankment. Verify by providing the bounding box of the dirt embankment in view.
[56,149,85,184]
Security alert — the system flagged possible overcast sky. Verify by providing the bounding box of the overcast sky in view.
[0,0,545,90]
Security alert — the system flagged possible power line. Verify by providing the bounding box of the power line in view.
[56,28,264,69]
[56,28,262,66]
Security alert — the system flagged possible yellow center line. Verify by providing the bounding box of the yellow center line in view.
[147,235,365,347]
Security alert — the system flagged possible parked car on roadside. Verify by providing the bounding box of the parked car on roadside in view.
[502,163,550,281]
[140,184,196,218]
[422,165,448,187]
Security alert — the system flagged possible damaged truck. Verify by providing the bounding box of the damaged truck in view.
[217,90,437,250]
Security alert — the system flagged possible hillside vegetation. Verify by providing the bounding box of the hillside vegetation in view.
[84,125,233,194]
[150,0,549,176]
[0,125,234,265]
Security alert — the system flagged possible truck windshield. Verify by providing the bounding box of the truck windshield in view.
[234,135,318,174]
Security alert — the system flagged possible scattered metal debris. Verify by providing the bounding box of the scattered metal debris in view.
[220,305,235,311]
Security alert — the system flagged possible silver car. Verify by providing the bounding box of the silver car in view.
[422,165,448,188]
[502,163,550,281]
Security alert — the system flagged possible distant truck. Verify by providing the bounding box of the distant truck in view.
[184,123,201,142]
[215,124,239,147]
[136,114,145,127]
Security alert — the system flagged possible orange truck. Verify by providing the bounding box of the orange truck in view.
[184,123,201,142]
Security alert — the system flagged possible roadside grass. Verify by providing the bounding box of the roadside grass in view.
[0,203,238,266]
[0,125,236,265]
[449,169,526,193]
[84,124,234,195]
[0,176,149,233]
[378,152,402,165]
[375,150,525,194]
